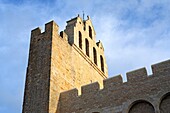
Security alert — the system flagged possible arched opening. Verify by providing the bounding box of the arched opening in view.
[88,108,102,113]
[160,92,170,113]
[93,47,97,65]
[89,26,92,39]
[100,55,104,72]
[85,38,89,57]
[79,31,82,49]
[129,100,155,113]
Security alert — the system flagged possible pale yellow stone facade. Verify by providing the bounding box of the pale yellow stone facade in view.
[22,15,170,113]
[23,15,108,113]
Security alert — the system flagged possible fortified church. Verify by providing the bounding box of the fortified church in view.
[22,15,170,113]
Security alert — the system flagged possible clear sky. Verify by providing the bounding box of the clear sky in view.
[0,0,170,113]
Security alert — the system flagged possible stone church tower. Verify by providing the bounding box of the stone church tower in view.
[22,15,108,113]
[23,15,170,113]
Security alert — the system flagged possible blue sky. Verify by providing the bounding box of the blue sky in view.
[0,0,170,113]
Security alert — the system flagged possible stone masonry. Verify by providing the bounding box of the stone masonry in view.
[22,15,170,113]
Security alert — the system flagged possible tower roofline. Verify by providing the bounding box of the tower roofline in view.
[66,14,96,35]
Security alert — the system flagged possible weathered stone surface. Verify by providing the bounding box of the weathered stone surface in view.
[22,15,170,113]
[23,15,108,113]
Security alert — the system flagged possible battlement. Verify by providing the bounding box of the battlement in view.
[23,15,170,113]
[61,59,170,98]
[152,59,170,75]
[59,59,170,113]
[30,19,108,76]
[31,21,59,37]
[24,17,109,112]
[30,19,105,52]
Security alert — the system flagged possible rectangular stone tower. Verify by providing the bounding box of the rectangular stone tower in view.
[22,15,108,113]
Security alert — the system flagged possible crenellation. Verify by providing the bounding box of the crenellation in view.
[23,15,170,113]
[31,27,41,37]
[59,59,170,113]
[66,17,78,25]
[60,59,170,99]
[151,59,170,75]
[126,67,148,82]
[45,20,59,34]
[60,88,78,100]
[103,75,123,89]
[60,31,68,41]
[81,82,100,96]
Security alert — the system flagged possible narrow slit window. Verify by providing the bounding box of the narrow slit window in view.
[100,55,104,72]
[89,26,92,39]
[93,47,97,65]
[79,31,82,49]
[85,38,89,57]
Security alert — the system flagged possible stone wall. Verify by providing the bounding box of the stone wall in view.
[23,15,108,113]
[50,16,108,112]
[22,15,170,113]
[60,60,170,113]
[22,23,53,113]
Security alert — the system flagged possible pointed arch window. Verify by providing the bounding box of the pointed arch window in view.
[89,26,92,39]
[85,38,89,57]
[93,47,97,65]
[79,31,82,49]
[100,55,104,72]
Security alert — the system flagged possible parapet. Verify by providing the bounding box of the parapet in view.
[60,59,170,99]
[152,59,170,75]
[103,75,123,89]
[60,88,78,100]
[45,20,59,34]
[126,67,147,82]
[31,27,41,37]
[31,20,59,37]
[81,82,100,95]
[60,31,68,41]
[30,20,72,46]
